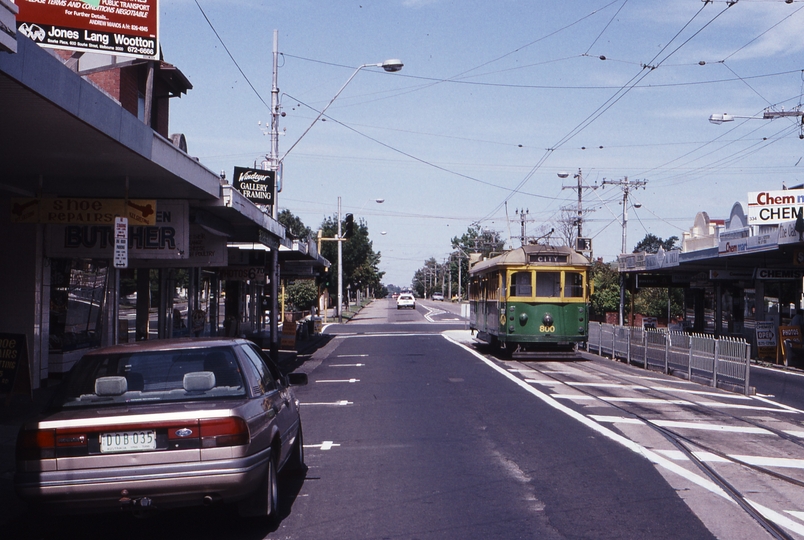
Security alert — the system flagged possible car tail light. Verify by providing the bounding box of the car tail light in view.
[16,428,56,460]
[199,417,249,448]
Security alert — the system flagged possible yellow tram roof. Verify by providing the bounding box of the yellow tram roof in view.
[470,244,591,274]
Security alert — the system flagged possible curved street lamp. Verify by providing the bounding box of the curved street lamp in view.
[709,110,803,124]
[280,60,403,163]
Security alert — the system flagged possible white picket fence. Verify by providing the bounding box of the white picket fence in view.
[585,322,752,395]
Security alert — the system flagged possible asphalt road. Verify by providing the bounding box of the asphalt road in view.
[280,329,715,539]
[5,298,804,539]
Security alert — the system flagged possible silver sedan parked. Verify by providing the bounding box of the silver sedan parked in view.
[14,338,307,518]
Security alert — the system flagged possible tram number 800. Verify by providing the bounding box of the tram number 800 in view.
[540,325,556,333]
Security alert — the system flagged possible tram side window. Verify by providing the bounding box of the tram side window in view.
[536,272,561,298]
[510,271,532,297]
[565,272,584,298]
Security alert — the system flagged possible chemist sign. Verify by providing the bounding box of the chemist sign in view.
[233,167,274,208]
[747,189,804,225]
[16,0,159,60]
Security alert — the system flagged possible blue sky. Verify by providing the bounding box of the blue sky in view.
[160,1,804,287]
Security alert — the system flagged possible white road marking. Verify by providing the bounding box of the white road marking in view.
[783,430,804,438]
[445,333,804,536]
[746,499,804,537]
[330,363,365,367]
[303,400,352,406]
[524,379,565,385]
[551,394,596,400]
[695,402,800,413]
[730,455,804,469]
[442,335,733,501]
[648,386,751,400]
[590,415,775,434]
[316,379,360,383]
[589,415,644,425]
[305,441,340,450]
[337,354,369,358]
[600,397,689,405]
[786,510,804,522]
[567,382,648,390]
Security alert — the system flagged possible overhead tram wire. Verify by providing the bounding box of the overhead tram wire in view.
[281,93,568,202]
[479,1,733,224]
[193,0,270,110]
[633,6,804,185]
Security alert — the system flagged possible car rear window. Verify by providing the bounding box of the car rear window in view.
[52,346,246,409]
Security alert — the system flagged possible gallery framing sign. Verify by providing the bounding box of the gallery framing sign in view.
[233,167,274,209]
[15,0,159,59]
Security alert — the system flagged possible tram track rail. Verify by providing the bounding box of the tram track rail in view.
[499,352,804,540]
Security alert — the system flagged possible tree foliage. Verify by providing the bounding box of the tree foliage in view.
[589,260,623,320]
[318,214,384,298]
[278,209,313,240]
[632,233,678,254]
[631,233,683,319]
[285,280,318,311]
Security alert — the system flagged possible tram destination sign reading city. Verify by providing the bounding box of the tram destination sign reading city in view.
[15,0,158,60]
[748,189,804,225]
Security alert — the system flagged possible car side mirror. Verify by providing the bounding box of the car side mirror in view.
[287,372,308,386]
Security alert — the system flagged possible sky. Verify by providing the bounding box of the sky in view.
[158,0,804,288]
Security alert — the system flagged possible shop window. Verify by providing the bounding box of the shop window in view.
[49,259,108,352]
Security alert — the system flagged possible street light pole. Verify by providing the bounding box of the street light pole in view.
[279,59,403,164]
[602,176,647,326]
[337,196,343,323]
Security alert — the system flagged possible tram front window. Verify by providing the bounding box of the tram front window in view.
[536,272,561,298]
[565,272,584,298]
[510,271,532,297]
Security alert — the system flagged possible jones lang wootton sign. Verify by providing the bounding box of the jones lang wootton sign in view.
[233,167,274,207]
[16,0,159,60]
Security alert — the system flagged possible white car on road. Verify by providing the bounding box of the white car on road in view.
[396,293,416,309]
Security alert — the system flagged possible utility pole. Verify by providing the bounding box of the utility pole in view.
[602,176,647,326]
[269,30,280,220]
[516,209,529,246]
[559,169,597,252]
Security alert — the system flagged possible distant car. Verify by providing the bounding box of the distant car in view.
[391,293,399,299]
[15,338,307,518]
[431,292,444,301]
[396,293,416,309]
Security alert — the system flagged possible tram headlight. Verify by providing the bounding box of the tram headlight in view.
[519,313,528,324]
[542,313,553,327]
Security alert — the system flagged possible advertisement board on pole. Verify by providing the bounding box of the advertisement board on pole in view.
[233,166,275,209]
[16,0,159,60]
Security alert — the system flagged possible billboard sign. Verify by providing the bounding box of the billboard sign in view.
[747,189,804,225]
[233,166,274,207]
[16,0,158,59]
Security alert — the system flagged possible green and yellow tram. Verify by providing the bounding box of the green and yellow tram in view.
[468,244,592,358]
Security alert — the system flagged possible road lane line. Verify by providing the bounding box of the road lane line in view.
[305,441,340,450]
[330,363,365,367]
[441,334,732,502]
[303,400,352,406]
[315,379,360,383]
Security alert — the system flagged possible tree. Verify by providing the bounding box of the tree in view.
[633,233,678,254]
[278,209,312,240]
[589,260,623,320]
[318,214,384,300]
[285,280,318,311]
[631,233,683,320]
[444,224,505,299]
